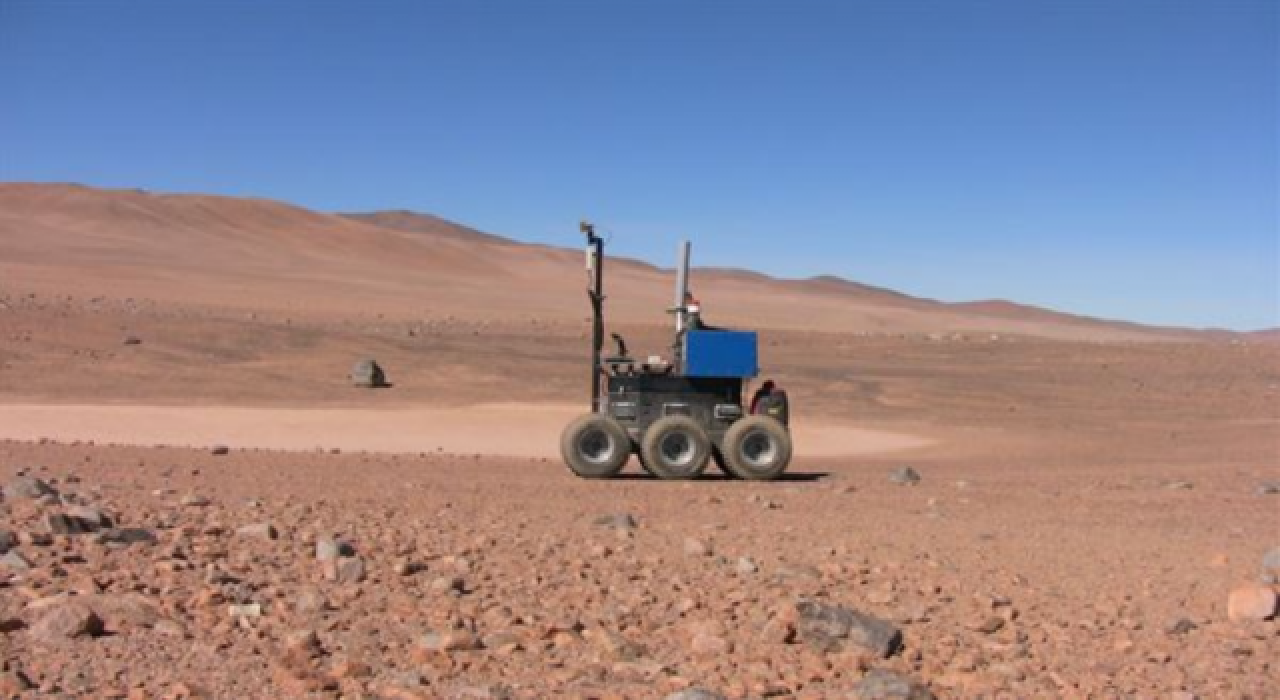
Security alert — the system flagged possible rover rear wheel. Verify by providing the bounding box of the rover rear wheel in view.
[723,416,792,481]
[640,415,711,480]
[561,413,630,479]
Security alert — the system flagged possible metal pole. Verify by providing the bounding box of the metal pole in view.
[583,223,605,412]
[674,240,691,333]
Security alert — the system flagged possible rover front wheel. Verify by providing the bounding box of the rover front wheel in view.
[561,413,630,479]
[640,415,711,480]
[723,416,792,481]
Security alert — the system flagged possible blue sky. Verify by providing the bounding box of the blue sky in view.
[1,1,1275,330]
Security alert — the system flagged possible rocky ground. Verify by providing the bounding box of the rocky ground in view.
[0,294,1277,698]
[0,439,1276,699]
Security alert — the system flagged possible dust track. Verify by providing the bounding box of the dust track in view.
[0,403,932,458]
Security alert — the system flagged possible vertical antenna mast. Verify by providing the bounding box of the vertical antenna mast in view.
[674,240,691,332]
[582,222,604,412]
[672,240,691,371]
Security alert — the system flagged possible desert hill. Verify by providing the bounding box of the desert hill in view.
[0,182,1202,340]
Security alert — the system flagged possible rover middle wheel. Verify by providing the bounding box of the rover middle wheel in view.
[640,415,711,480]
[561,413,630,479]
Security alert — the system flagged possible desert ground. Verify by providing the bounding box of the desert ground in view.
[0,184,1277,699]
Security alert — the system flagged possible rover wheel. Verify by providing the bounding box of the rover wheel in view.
[561,413,630,479]
[723,416,792,481]
[640,415,711,480]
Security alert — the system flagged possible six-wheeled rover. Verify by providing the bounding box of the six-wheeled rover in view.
[560,223,793,480]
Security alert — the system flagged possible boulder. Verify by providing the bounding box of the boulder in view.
[795,601,903,658]
[29,600,104,641]
[46,513,100,536]
[351,358,388,388]
[3,477,56,500]
[888,467,921,485]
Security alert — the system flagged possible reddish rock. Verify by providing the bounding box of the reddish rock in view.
[322,556,366,584]
[30,600,104,641]
[1227,583,1278,622]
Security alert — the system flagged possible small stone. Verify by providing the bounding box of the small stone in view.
[849,669,935,699]
[180,493,211,507]
[593,513,638,529]
[228,603,263,619]
[417,631,447,652]
[323,556,366,584]
[393,558,421,576]
[0,671,33,694]
[736,557,758,575]
[866,589,896,606]
[3,476,56,500]
[1262,547,1280,573]
[282,628,322,666]
[1254,482,1280,495]
[30,601,104,641]
[293,588,329,614]
[19,532,53,547]
[761,617,795,644]
[237,523,279,540]
[122,335,142,345]
[1165,617,1197,635]
[430,576,465,594]
[210,445,230,456]
[665,690,727,700]
[970,616,1005,634]
[1227,583,1277,622]
[442,630,482,651]
[0,530,15,554]
[0,550,32,571]
[315,537,355,561]
[592,628,646,661]
[328,660,373,680]
[684,538,711,557]
[97,528,158,546]
[482,631,523,654]
[1164,480,1193,490]
[417,629,481,653]
[888,467,921,485]
[154,619,187,637]
[691,632,732,658]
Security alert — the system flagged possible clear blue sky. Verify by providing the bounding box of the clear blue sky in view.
[1,0,1275,330]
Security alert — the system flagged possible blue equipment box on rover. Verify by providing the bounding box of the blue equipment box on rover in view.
[683,330,758,378]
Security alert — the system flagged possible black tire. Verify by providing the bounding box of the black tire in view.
[722,416,792,481]
[640,415,712,480]
[560,413,630,479]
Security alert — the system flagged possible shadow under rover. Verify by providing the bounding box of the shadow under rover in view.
[612,470,829,483]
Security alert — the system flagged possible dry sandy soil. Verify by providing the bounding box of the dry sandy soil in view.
[0,184,1276,699]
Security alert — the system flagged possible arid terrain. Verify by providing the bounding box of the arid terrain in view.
[0,183,1277,699]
